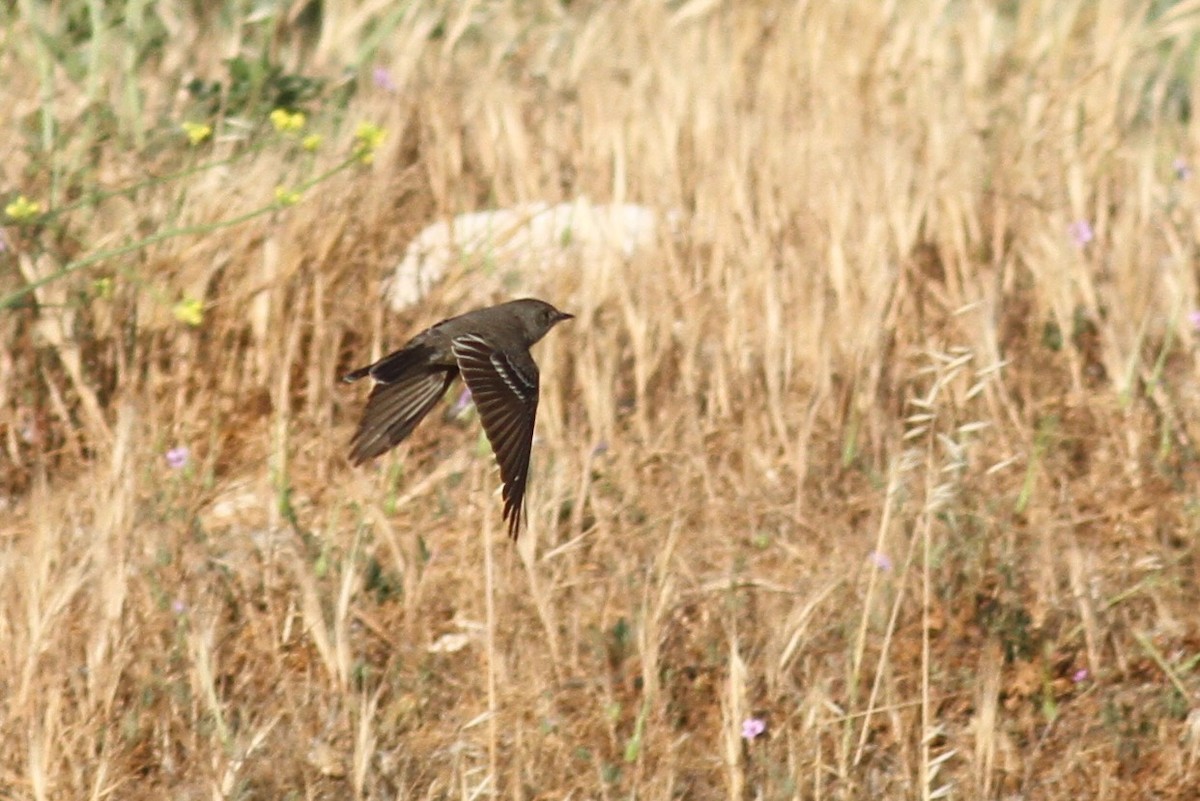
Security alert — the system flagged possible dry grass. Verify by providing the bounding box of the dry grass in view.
[3,1,1200,798]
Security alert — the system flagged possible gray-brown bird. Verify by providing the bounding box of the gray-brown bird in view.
[343,298,573,538]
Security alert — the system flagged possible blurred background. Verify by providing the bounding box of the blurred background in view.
[3,1,1200,798]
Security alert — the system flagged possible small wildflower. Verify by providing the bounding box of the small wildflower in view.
[1188,310,1200,331]
[1068,220,1094,248]
[741,717,766,741]
[171,598,187,614]
[1174,157,1192,181]
[172,297,204,327]
[5,195,41,221]
[449,386,474,417]
[373,66,397,93]
[302,133,323,152]
[868,550,893,571]
[353,122,386,164]
[16,405,41,445]
[270,108,306,134]
[93,276,114,299]
[181,121,212,146]
[166,446,190,469]
[274,186,302,207]
[1072,668,1089,683]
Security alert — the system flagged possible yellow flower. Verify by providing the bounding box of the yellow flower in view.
[181,121,212,146]
[5,195,41,220]
[302,133,322,152]
[274,186,302,207]
[93,277,114,299]
[353,122,386,164]
[173,297,204,327]
[270,108,306,134]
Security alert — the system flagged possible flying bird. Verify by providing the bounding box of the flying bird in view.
[343,298,573,538]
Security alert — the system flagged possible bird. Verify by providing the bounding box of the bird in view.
[342,298,573,538]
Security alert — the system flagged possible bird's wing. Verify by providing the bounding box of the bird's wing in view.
[452,334,540,538]
[348,366,457,465]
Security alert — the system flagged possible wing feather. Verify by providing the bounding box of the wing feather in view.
[452,335,540,538]
[348,367,457,464]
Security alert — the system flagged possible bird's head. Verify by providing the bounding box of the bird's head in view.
[514,298,574,343]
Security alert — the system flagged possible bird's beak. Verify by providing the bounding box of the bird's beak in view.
[557,311,575,322]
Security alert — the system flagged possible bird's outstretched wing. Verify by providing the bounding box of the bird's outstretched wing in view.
[346,357,458,465]
[452,334,540,538]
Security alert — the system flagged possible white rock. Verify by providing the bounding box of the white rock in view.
[384,198,677,310]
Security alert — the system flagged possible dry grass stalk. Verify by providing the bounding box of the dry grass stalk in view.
[2,1,1200,798]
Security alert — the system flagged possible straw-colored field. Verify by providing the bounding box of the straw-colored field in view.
[3,1,1200,798]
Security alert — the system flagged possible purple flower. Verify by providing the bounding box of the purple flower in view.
[741,717,766,741]
[1068,220,1094,248]
[1072,668,1089,683]
[165,446,190,469]
[1174,157,1192,181]
[172,598,187,614]
[15,405,39,444]
[1189,310,1200,331]
[868,550,893,571]
[373,66,397,93]
[449,386,474,417]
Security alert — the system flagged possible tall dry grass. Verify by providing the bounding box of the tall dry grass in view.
[3,1,1200,798]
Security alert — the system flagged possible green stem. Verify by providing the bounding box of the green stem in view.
[1,154,359,310]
